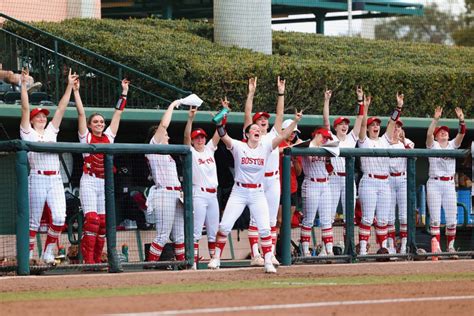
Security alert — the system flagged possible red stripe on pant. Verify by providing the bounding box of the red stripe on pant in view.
[148,242,163,261]
[261,235,272,255]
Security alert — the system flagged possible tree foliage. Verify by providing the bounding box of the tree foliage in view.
[453,0,474,46]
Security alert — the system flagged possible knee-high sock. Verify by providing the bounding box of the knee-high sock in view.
[148,241,164,261]
[174,242,185,261]
[44,224,63,254]
[214,231,228,258]
[271,226,278,254]
[248,225,260,257]
[375,224,388,248]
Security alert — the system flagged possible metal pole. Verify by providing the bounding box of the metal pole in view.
[183,151,194,267]
[105,154,123,273]
[16,150,30,275]
[281,149,292,266]
[348,0,353,36]
[344,157,356,260]
[407,157,417,253]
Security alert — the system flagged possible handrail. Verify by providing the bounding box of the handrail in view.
[0,12,192,96]
[1,28,170,104]
[288,147,469,158]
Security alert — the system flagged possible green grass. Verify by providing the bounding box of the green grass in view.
[1,272,473,303]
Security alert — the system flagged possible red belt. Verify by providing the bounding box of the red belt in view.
[310,177,328,183]
[201,187,217,193]
[390,172,406,177]
[36,170,59,176]
[368,174,389,180]
[334,172,346,177]
[264,170,279,177]
[85,172,104,179]
[432,176,453,181]
[166,186,182,191]
[236,182,261,188]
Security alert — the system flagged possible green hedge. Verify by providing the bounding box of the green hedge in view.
[6,18,474,117]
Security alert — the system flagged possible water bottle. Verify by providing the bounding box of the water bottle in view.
[212,107,229,125]
[121,244,129,262]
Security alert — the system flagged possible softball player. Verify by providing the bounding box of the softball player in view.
[145,100,185,263]
[243,77,284,266]
[426,106,466,255]
[208,107,303,273]
[74,78,129,264]
[184,106,222,268]
[301,127,335,257]
[357,93,403,255]
[388,121,414,254]
[20,68,77,264]
[323,87,364,233]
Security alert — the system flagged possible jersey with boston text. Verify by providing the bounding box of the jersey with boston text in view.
[191,141,218,188]
[229,137,273,184]
[302,142,329,179]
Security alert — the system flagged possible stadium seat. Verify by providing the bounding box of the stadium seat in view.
[29,92,50,104]
[3,91,21,104]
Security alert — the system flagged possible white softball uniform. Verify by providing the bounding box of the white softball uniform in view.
[426,139,459,226]
[358,134,392,226]
[389,138,414,226]
[146,138,184,246]
[250,127,281,227]
[301,143,332,229]
[78,127,115,215]
[219,138,273,237]
[20,123,66,229]
[191,141,219,243]
[329,130,358,219]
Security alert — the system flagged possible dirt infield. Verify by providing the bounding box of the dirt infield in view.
[1,260,474,315]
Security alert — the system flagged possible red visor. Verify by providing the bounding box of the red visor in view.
[191,128,208,139]
[434,126,449,138]
[252,112,270,122]
[395,120,404,127]
[333,116,350,128]
[30,108,50,119]
[367,117,381,126]
[312,128,333,140]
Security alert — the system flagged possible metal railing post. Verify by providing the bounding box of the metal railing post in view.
[53,40,60,104]
[16,150,30,275]
[344,156,356,261]
[105,154,123,273]
[183,151,194,267]
[281,148,292,266]
[407,157,417,253]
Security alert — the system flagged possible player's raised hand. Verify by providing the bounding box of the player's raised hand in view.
[277,76,285,94]
[396,92,404,108]
[324,89,332,102]
[73,77,80,91]
[454,107,464,121]
[121,78,130,95]
[434,106,443,120]
[356,85,364,101]
[248,77,257,95]
[68,69,79,86]
[399,129,406,143]
[221,96,231,110]
[294,109,303,122]
[364,95,372,108]
[188,107,197,119]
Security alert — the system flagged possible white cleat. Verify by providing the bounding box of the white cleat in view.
[271,255,280,266]
[302,251,311,257]
[42,251,56,265]
[448,247,459,260]
[208,257,220,270]
[388,247,397,255]
[250,255,265,266]
[264,263,277,274]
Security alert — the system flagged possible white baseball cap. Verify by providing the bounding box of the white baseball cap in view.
[282,119,300,133]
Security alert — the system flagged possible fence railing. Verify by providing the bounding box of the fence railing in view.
[0,13,192,108]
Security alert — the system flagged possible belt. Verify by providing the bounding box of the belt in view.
[432,176,453,181]
[236,182,261,188]
[165,186,182,191]
[334,172,346,177]
[368,174,389,180]
[390,172,406,177]
[310,177,328,183]
[36,170,59,176]
[85,172,104,179]
[264,170,279,177]
[200,187,217,193]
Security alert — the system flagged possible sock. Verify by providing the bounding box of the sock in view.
[248,225,260,257]
[148,241,163,261]
[174,243,185,261]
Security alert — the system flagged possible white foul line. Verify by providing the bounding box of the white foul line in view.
[111,295,474,316]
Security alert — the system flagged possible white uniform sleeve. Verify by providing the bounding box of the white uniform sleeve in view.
[46,122,59,135]
[358,137,370,148]
[79,130,88,143]
[206,140,218,152]
[348,130,358,142]
[20,125,32,140]
[104,126,116,143]
[404,138,415,149]
[449,139,460,149]
[427,140,437,149]
[229,138,239,153]
[262,136,274,155]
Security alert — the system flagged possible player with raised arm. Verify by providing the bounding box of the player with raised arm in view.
[426,106,466,257]
[145,99,186,263]
[74,78,129,264]
[184,104,223,269]
[208,105,303,273]
[357,93,403,255]
[21,68,77,264]
[388,120,414,255]
[243,76,285,267]
[323,86,364,246]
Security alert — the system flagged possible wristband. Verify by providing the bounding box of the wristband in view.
[278,93,285,96]
[357,102,364,116]
[115,95,127,111]
[121,93,128,97]
[217,125,227,137]
[459,122,466,134]
[390,107,402,121]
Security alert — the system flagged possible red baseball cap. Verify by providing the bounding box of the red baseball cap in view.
[333,116,350,128]
[367,117,381,126]
[191,128,208,139]
[434,126,449,138]
[30,108,50,120]
[395,119,404,127]
[252,112,270,122]
[312,128,333,140]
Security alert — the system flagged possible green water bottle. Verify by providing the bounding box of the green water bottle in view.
[121,244,129,262]
[212,107,229,125]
